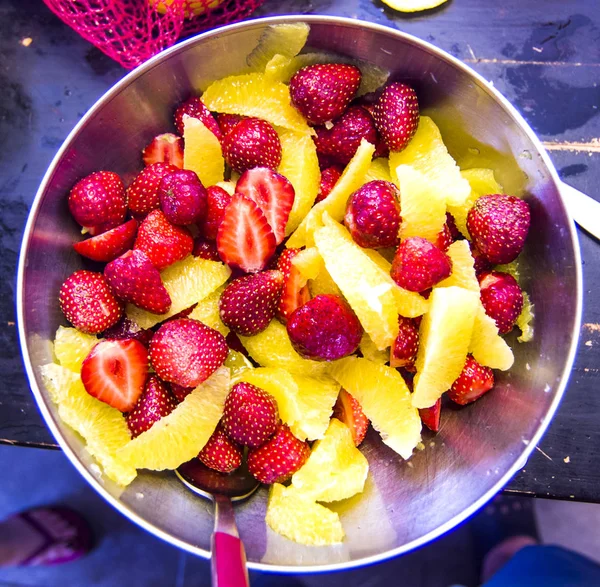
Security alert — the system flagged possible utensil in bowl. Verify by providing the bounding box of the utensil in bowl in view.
[17,15,583,573]
[560,182,600,241]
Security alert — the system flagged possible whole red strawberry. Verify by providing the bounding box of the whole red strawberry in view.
[479,271,524,334]
[390,237,452,292]
[446,213,462,241]
[419,398,441,432]
[104,249,171,314]
[316,166,343,203]
[333,390,369,446]
[73,219,138,263]
[216,113,246,137]
[434,222,453,252]
[68,171,126,235]
[127,163,179,218]
[247,424,310,484]
[103,316,153,348]
[449,355,494,405]
[199,185,232,241]
[289,63,361,125]
[170,383,194,403]
[192,238,221,262]
[158,169,208,226]
[198,423,242,473]
[344,180,401,249]
[59,270,123,334]
[222,118,281,173]
[126,375,178,438]
[372,83,419,152]
[467,194,531,264]
[286,294,363,361]
[134,209,194,270]
[389,316,420,370]
[314,105,379,167]
[276,248,310,323]
[142,133,184,168]
[219,270,284,336]
[174,97,222,140]
[149,318,228,388]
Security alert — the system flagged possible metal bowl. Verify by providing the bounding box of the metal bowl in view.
[17,15,582,573]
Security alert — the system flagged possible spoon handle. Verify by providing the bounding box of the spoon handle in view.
[561,182,600,241]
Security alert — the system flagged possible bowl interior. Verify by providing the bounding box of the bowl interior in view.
[18,16,581,572]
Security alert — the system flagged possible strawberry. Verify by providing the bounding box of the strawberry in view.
[68,171,127,235]
[478,271,524,334]
[149,318,228,388]
[219,270,284,336]
[222,118,282,173]
[59,270,123,334]
[247,424,310,484]
[126,375,178,438]
[344,180,401,249]
[470,243,492,278]
[467,194,530,264]
[216,113,246,137]
[103,316,154,348]
[170,383,193,403]
[389,316,420,371]
[134,209,194,270]
[104,249,171,314]
[158,169,208,226]
[289,63,361,125]
[434,222,453,251]
[127,162,179,218]
[276,248,310,323]
[313,105,379,167]
[199,185,232,241]
[192,238,221,262]
[81,339,148,412]
[390,237,452,292]
[142,133,183,168]
[372,83,419,152]
[235,167,295,245]
[448,355,494,405]
[198,423,242,473]
[316,166,343,203]
[286,294,363,361]
[216,194,276,273]
[333,389,369,446]
[446,212,462,241]
[174,97,222,140]
[221,382,279,448]
[419,398,441,432]
[73,219,138,263]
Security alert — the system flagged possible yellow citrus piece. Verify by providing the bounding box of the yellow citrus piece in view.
[215,180,236,196]
[390,116,470,207]
[359,333,388,364]
[266,483,344,546]
[264,54,298,84]
[150,0,224,17]
[469,305,514,371]
[364,158,393,183]
[287,139,375,248]
[224,350,253,376]
[329,357,422,459]
[309,268,343,298]
[118,368,229,471]
[201,73,312,135]
[436,240,479,292]
[247,23,310,71]
[187,286,229,337]
[126,256,231,329]
[183,116,224,187]
[278,130,321,234]
[413,287,480,408]
[517,291,534,343]
[292,418,368,502]
[41,364,136,486]
[291,247,324,280]
[53,326,97,372]
[381,0,448,12]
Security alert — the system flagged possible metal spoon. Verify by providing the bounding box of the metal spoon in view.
[561,182,600,241]
[176,459,260,587]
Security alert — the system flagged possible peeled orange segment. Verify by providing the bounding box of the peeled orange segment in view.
[516,291,534,343]
[215,180,236,196]
[365,158,393,183]
[247,23,310,71]
[395,165,447,242]
[126,257,231,329]
[240,320,328,378]
[436,240,479,292]
[413,287,480,409]
[287,139,375,248]
[389,116,470,207]
[291,247,324,280]
[450,168,503,238]
[201,73,312,135]
[183,117,224,187]
[359,333,389,364]
[224,349,253,376]
[329,357,422,459]
[266,483,345,546]
[54,326,98,372]
[278,130,321,234]
[309,268,343,298]
[381,0,449,12]
[292,418,368,502]
[264,54,298,84]
[469,305,514,371]
[118,368,229,471]
[41,364,136,486]
[187,286,229,337]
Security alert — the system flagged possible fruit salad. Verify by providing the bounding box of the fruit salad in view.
[41,22,534,547]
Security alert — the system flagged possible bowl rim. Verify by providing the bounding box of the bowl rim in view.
[17,14,583,574]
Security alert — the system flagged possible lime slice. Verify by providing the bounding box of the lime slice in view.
[382,0,449,12]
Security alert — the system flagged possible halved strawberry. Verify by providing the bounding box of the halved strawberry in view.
[73,219,138,263]
[235,167,295,245]
[126,375,178,438]
[222,118,282,173]
[199,185,232,241]
[174,97,222,140]
[389,316,419,371]
[142,133,183,168]
[216,193,276,273]
[198,423,242,473]
[448,355,494,405]
[81,339,148,412]
[419,398,441,432]
[276,248,310,323]
[127,163,179,218]
[332,389,369,446]
[372,83,420,152]
[478,271,524,334]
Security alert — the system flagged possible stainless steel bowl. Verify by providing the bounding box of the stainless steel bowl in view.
[17,15,582,573]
